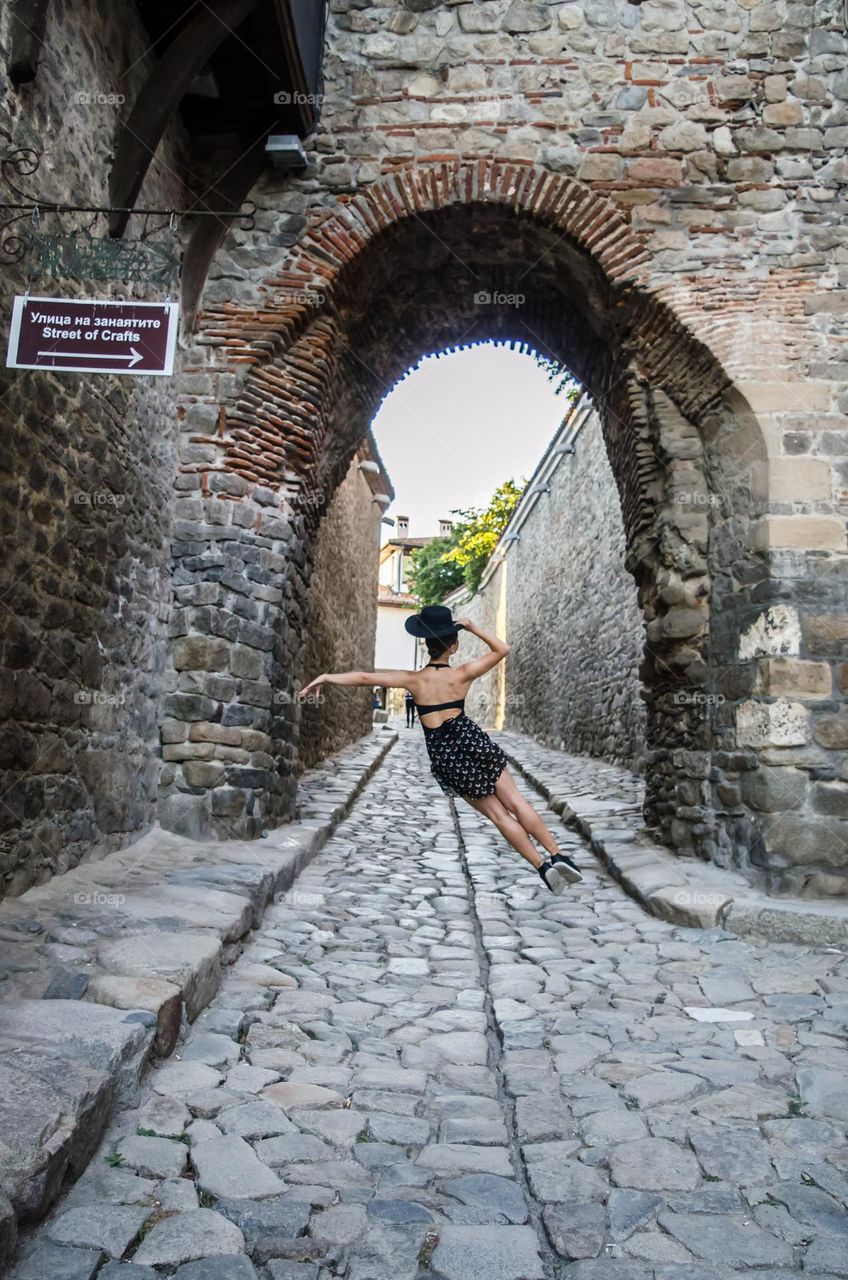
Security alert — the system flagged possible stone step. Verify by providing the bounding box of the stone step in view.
[498,733,848,947]
[0,728,397,1265]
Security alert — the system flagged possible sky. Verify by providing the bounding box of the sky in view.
[370,342,572,539]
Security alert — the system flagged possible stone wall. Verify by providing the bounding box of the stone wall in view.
[461,396,647,769]
[298,448,384,772]
[0,2,188,894]
[2,0,848,897]
[181,0,848,892]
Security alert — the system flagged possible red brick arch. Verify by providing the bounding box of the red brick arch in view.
[189,160,782,876]
[199,161,748,423]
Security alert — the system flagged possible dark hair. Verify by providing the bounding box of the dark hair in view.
[426,633,458,659]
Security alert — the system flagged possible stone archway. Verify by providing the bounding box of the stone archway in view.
[164,162,830,889]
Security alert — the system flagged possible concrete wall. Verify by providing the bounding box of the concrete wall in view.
[461,397,647,770]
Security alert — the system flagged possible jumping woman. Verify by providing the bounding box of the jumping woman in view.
[298,604,583,894]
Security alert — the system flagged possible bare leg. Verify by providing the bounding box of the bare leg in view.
[464,792,545,870]
[495,767,561,859]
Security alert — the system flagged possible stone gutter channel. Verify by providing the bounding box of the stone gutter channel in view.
[0,727,398,1270]
[448,797,560,1280]
[496,733,848,951]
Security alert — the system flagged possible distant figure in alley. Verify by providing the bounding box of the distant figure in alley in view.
[299,605,583,893]
[404,690,416,728]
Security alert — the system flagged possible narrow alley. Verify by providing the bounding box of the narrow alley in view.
[11,731,847,1280]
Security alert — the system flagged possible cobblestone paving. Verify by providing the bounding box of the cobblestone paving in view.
[12,733,848,1280]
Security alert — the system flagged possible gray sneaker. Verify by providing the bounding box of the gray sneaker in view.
[537,859,570,894]
[551,851,583,884]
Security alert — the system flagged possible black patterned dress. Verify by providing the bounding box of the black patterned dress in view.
[420,710,508,799]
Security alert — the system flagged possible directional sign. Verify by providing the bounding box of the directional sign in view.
[6,295,179,376]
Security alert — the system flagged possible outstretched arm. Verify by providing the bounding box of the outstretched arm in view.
[298,668,414,698]
[455,617,510,679]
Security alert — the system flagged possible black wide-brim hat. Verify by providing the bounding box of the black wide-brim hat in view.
[405,604,461,639]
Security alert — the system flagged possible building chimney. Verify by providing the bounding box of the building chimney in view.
[438,518,453,538]
[396,515,409,536]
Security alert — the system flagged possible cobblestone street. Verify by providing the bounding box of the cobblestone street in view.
[10,731,848,1280]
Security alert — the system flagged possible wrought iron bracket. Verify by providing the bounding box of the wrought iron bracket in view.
[1,148,256,271]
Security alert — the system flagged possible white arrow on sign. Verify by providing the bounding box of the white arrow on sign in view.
[37,347,144,368]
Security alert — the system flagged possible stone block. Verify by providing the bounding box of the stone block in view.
[755,657,831,699]
[431,1225,544,1279]
[811,781,848,816]
[647,885,732,928]
[770,457,833,502]
[132,1209,245,1267]
[740,765,807,812]
[736,699,809,748]
[97,932,221,1021]
[183,761,227,788]
[87,974,183,1057]
[754,516,846,551]
[763,813,848,868]
[737,381,832,412]
[163,743,216,762]
[188,722,243,745]
[804,613,848,656]
[577,153,621,181]
[626,156,683,183]
[813,714,848,749]
[173,636,231,672]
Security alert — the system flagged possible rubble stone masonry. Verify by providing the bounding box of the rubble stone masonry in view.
[462,395,648,771]
[2,0,848,897]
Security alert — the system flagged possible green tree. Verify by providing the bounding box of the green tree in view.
[407,479,525,604]
[531,353,582,402]
[406,536,464,605]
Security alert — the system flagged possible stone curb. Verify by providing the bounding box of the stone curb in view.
[500,738,848,950]
[0,727,397,1260]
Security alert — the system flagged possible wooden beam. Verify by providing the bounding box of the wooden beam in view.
[7,0,50,85]
[180,137,267,336]
[109,0,259,238]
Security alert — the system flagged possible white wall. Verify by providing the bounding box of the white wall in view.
[376,605,419,671]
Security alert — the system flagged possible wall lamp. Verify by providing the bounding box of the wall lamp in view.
[527,483,551,496]
[554,444,575,455]
[372,493,391,507]
[265,134,308,170]
[502,533,520,544]
[381,516,395,526]
[358,460,380,474]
